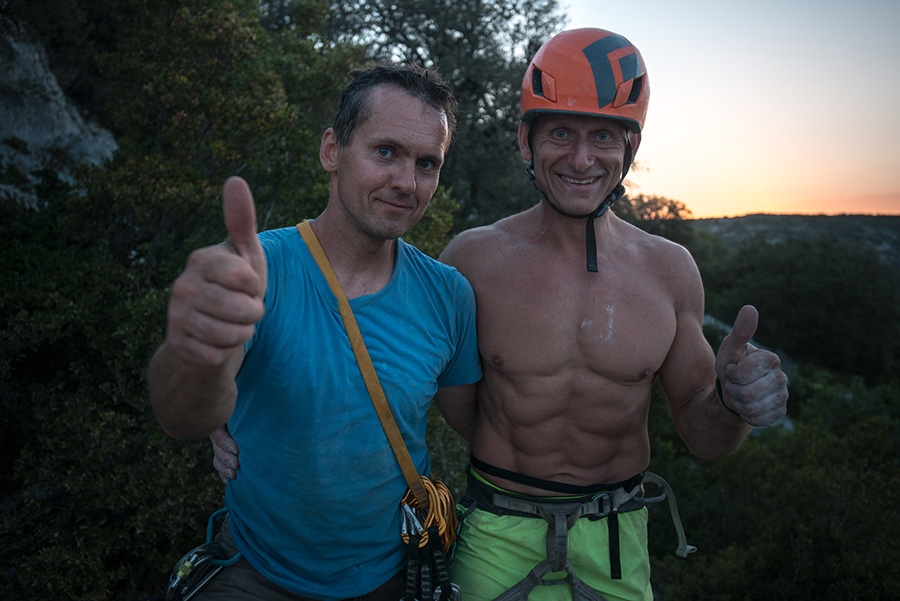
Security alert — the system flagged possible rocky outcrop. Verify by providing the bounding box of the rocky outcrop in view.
[0,15,117,203]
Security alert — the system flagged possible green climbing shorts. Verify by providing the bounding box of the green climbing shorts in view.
[452,471,653,601]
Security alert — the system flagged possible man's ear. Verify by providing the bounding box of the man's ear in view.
[629,131,642,156]
[518,121,532,163]
[320,128,339,173]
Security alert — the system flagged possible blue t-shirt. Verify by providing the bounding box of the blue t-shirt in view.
[224,225,482,599]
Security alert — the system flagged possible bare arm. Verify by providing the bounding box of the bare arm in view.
[662,301,788,459]
[148,177,267,440]
[433,383,478,442]
[657,249,768,459]
[149,341,244,440]
[660,314,752,459]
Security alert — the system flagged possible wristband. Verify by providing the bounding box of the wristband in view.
[716,377,741,417]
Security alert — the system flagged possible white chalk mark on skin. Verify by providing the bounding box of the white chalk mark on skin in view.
[581,306,616,343]
[603,305,615,343]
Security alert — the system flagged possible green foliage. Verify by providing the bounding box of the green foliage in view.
[3,0,118,117]
[697,234,900,384]
[0,168,223,600]
[402,186,459,258]
[0,1,362,598]
[646,369,900,600]
[94,0,359,276]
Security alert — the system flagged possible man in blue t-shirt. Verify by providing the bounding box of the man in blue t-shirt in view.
[149,64,482,601]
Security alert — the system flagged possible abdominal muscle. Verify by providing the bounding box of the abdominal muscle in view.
[469,364,655,496]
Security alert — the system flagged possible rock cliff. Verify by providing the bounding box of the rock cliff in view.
[0,15,117,203]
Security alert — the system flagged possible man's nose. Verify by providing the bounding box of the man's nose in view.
[569,139,596,170]
[391,160,417,194]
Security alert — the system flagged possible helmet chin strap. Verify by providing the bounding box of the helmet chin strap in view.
[525,137,634,272]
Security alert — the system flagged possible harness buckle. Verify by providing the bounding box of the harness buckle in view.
[589,491,613,518]
[434,582,462,600]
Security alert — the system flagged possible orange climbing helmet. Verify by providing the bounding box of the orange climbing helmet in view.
[521,28,650,133]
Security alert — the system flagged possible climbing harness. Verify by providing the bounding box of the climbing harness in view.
[458,470,696,601]
[165,507,242,601]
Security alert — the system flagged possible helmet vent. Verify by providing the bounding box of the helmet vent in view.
[532,66,545,97]
[627,75,644,105]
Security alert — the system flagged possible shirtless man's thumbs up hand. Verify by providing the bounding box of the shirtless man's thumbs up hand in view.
[715,305,789,426]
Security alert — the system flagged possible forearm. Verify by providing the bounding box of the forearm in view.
[674,383,752,460]
[433,383,478,442]
[148,343,241,440]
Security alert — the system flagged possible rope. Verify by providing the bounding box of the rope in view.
[401,476,458,552]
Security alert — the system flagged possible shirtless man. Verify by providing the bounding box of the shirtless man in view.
[441,29,788,600]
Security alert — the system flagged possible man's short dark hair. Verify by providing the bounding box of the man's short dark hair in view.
[331,64,458,148]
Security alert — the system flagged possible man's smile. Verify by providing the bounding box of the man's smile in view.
[560,174,600,185]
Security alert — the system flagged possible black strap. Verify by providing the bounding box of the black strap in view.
[429,527,454,601]
[608,513,621,580]
[470,455,641,495]
[402,533,420,601]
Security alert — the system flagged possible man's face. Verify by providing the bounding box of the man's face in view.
[321,85,450,241]
[519,113,629,215]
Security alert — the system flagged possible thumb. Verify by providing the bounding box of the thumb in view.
[717,304,759,369]
[222,176,266,297]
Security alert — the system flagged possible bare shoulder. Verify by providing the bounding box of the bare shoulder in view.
[611,218,704,315]
[615,218,698,275]
[440,212,528,270]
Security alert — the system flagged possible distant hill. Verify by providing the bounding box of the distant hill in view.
[690,214,900,267]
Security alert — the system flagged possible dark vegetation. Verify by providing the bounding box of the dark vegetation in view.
[1,1,899,598]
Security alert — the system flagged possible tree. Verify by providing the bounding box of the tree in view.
[2,0,119,119]
[702,235,900,384]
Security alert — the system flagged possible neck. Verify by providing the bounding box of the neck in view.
[308,213,397,299]
[534,203,620,272]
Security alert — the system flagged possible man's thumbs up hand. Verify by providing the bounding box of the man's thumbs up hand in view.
[715,305,789,426]
[165,177,266,366]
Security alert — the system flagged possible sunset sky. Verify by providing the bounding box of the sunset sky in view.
[563,0,900,218]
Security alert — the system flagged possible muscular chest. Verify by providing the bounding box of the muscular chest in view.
[474,260,677,383]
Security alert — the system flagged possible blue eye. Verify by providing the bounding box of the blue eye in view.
[378,147,393,158]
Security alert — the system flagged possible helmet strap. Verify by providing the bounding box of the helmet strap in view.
[524,136,634,272]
